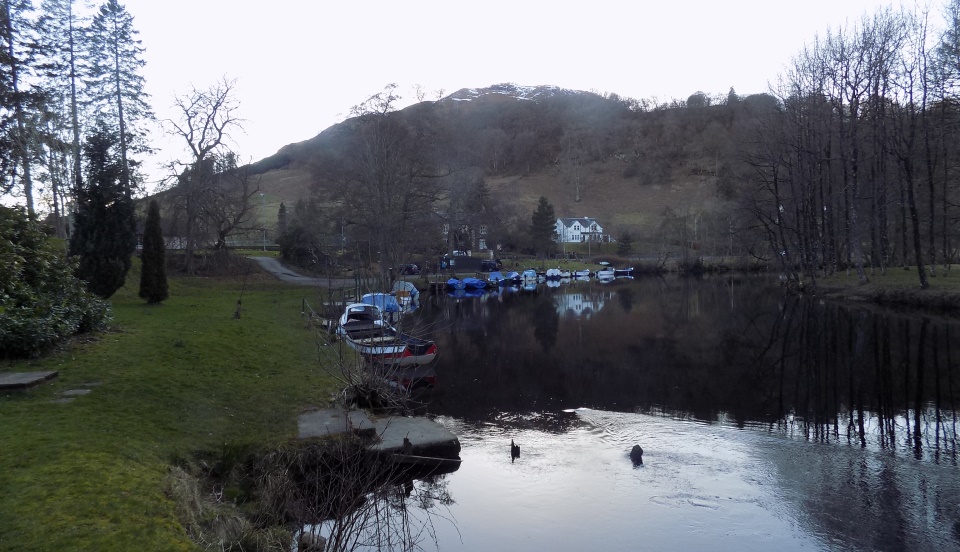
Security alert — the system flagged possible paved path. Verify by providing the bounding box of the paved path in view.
[248,256,352,287]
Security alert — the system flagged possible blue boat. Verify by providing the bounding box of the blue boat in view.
[501,271,522,286]
[487,271,505,285]
[521,269,538,280]
[361,293,400,314]
[462,277,487,290]
[446,278,466,290]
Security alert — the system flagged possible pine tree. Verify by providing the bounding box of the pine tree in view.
[0,0,47,215]
[276,202,287,240]
[85,0,152,198]
[69,124,135,298]
[617,230,634,256]
[530,196,557,258]
[138,199,167,303]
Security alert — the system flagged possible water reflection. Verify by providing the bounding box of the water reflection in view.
[419,276,960,462]
[403,276,960,551]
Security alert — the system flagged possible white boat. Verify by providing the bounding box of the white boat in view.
[545,268,562,280]
[337,303,437,366]
[595,267,615,278]
[392,280,420,309]
[596,267,615,282]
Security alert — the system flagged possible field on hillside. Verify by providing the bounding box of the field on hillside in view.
[255,157,723,241]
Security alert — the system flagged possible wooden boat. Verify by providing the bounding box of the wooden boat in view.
[337,303,437,366]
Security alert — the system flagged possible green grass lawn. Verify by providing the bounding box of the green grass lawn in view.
[0,263,339,551]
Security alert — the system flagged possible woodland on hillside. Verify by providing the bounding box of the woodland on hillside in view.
[266,4,960,288]
[3,0,960,291]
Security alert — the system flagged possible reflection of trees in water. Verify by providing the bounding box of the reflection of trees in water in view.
[532,295,559,352]
[747,298,959,461]
[424,278,960,459]
[252,438,456,552]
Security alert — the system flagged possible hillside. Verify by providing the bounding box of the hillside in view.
[247,84,772,248]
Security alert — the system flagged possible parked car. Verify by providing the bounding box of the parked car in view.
[480,260,498,272]
[398,263,420,275]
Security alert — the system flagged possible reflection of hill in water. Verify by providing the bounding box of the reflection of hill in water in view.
[421,275,960,461]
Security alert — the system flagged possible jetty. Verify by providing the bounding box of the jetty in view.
[297,408,461,459]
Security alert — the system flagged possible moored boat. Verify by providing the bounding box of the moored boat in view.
[361,293,401,322]
[337,303,437,366]
[462,277,487,290]
[501,271,522,285]
[446,278,466,290]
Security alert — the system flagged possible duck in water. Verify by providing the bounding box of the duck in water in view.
[510,439,520,462]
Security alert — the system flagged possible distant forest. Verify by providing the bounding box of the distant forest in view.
[264,2,960,287]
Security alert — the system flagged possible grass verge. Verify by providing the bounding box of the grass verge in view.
[0,261,339,551]
[811,265,960,316]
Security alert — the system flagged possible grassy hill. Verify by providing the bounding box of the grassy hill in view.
[245,84,772,251]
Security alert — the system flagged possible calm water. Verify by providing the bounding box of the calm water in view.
[383,276,960,551]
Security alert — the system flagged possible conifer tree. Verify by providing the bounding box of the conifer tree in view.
[277,202,287,240]
[530,196,556,258]
[69,124,135,298]
[138,199,167,303]
[85,0,152,198]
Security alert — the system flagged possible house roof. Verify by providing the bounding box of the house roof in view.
[557,217,601,229]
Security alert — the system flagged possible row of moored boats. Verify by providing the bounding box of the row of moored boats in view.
[447,266,633,290]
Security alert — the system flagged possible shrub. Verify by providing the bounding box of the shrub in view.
[0,206,110,358]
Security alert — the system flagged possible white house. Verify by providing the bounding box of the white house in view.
[555,217,604,243]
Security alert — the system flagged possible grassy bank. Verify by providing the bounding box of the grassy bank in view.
[811,265,960,316]
[0,262,338,551]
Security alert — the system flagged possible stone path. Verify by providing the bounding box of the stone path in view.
[0,371,58,390]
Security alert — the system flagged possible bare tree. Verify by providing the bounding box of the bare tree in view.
[163,77,249,273]
[321,84,446,277]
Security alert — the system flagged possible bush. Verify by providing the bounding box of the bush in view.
[0,206,110,358]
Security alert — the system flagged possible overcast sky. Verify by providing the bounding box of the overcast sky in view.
[124,0,907,190]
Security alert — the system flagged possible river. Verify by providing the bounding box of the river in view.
[373,275,960,551]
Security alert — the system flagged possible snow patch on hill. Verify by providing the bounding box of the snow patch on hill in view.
[444,83,590,103]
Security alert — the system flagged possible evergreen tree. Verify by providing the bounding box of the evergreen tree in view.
[617,230,634,256]
[84,0,152,198]
[138,199,167,303]
[0,0,47,215]
[276,201,287,241]
[530,196,556,257]
[69,124,135,298]
[36,0,87,209]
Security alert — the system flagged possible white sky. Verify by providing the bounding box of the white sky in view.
[105,0,919,190]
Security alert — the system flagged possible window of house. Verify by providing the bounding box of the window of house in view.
[442,224,449,235]
[479,225,487,235]
[479,239,486,250]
